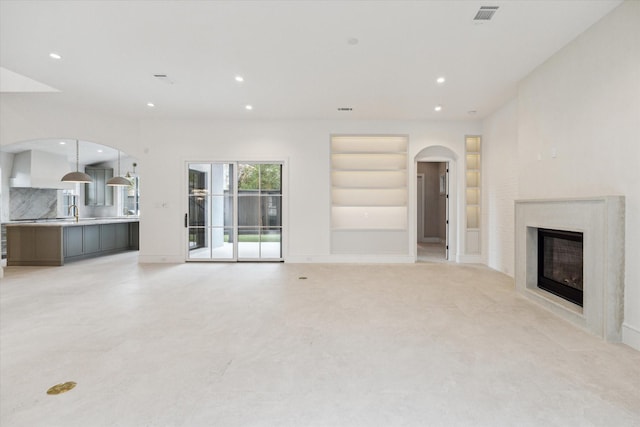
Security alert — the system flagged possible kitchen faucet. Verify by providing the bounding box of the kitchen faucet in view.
[68,204,79,223]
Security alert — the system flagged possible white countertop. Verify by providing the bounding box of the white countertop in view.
[5,217,139,227]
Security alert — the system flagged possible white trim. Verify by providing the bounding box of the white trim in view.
[414,149,457,262]
[138,255,184,263]
[417,173,424,243]
[456,254,483,263]
[286,255,414,264]
[622,323,640,351]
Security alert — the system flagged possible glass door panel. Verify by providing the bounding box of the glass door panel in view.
[187,162,235,261]
[260,228,282,259]
[237,163,282,260]
[187,161,282,261]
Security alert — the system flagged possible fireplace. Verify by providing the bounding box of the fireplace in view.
[537,228,583,306]
[515,196,625,342]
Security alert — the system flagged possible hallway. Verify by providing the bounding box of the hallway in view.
[416,242,447,263]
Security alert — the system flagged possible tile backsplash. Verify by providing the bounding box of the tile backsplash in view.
[10,188,58,220]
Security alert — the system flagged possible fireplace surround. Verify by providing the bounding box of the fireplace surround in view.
[515,196,625,342]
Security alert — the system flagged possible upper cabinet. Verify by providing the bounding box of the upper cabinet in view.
[85,166,114,206]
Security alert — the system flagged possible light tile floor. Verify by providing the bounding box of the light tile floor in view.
[1,252,639,426]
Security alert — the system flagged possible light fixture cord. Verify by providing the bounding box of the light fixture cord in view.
[117,150,121,176]
[75,140,80,172]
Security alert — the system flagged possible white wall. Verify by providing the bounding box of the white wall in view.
[0,97,481,262]
[482,0,640,350]
[137,119,479,263]
[482,99,518,276]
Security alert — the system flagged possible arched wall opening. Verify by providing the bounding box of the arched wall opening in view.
[414,145,459,262]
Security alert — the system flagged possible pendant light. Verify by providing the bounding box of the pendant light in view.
[125,162,137,179]
[106,150,131,186]
[61,140,93,183]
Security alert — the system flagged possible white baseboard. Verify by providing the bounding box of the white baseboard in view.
[286,255,415,264]
[456,254,483,264]
[622,323,640,351]
[138,255,184,263]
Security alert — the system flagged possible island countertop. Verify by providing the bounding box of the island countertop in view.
[4,217,140,227]
[6,218,139,266]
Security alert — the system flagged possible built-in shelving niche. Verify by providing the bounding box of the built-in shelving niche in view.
[465,136,481,254]
[330,135,408,254]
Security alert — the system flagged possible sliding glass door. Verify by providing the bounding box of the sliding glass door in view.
[187,162,282,261]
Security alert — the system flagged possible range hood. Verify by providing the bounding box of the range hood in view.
[10,150,75,189]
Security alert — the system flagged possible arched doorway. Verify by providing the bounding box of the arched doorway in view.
[414,145,458,262]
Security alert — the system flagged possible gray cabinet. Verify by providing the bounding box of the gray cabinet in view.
[100,223,128,251]
[8,221,139,266]
[85,167,114,206]
[84,225,101,254]
[64,226,84,258]
[62,221,139,263]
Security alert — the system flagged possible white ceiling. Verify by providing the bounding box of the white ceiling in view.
[0,0,623,125]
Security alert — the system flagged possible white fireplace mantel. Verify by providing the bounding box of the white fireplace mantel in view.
[515,196,625,342]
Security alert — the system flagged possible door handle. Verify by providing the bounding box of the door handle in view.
[184,213,188,228]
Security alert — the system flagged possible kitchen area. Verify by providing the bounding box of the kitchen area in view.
[1,139,140,267]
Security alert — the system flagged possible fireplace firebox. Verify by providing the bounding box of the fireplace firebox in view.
[537,228,584,306]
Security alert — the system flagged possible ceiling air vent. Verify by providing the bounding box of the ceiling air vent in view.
[153,74,175,85]
[474,6,499,21]
[337,107,353,112]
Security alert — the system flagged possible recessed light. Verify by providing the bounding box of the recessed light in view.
[147,102,155,107]
[59,141,66,145]
[49,52,62,60]
[97,149,103,153]
[436,77,446,84]
[434,105,443,112]
[235,76,244,82]
[245,105,253,110]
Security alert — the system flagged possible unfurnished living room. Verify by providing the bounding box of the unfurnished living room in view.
[1,1,639,426]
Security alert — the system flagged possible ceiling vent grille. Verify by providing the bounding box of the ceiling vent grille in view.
[153,74,175,85]
[474,6,499,21]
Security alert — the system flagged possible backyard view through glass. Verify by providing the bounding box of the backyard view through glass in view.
[187,162,282,261]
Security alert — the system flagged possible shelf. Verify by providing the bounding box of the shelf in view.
[466,136,481,153]
[465,136,481,249]
[330,135,409,253]
[332,184,406,189]
[331,135,408,153]
[332,188,407,206]
[331,205,407,230]
[331,153,407,171]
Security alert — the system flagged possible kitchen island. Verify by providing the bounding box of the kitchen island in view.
[6,218,139,266]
